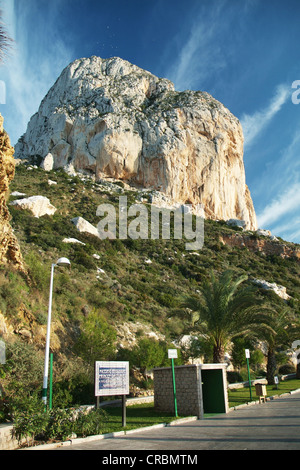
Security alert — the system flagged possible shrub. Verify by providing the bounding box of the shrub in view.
[9,393,48,444]
[44,408,76,442]
[118,337,183,377]
[278,364,296,375]
[25,251,50,291]
[74,408,107,437]
[53,373,95,407]
[227,371,243,384]
[1,339,44,398]
[10,392,109,445]
[75,310,117,367]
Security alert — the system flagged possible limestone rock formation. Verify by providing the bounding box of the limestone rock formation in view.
[15,56,257,230]
[253,279,291,300]
[219,231,300,260]
[71,216,99,238]
[0,114,24,271]
[10,195,57,217]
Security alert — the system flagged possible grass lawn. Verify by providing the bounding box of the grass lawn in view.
[75,403,180,437]
[102,402,179,433]
[228,379,300,408]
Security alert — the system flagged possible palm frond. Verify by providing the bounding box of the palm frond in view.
[176,269,277,362]
[0,11,13,64]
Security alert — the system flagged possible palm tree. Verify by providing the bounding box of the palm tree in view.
[180,270,272,363]
[262,309,300,384]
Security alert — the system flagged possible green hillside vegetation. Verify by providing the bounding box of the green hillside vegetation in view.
[0,163,299,413]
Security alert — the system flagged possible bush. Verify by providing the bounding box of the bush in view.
[53,373,95,407]
[227,371,243,384]
[25,251,50,291]
[1,339,44,398]
[10,391,109,445]
[74,408,107,437]
[278,364,296,375]
[9,393,49,444]
[117,337,183,377]
[75,310,117,366]
[44,408,76,442]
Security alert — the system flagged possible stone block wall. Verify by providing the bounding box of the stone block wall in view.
[0,424,19,450]
[153,364,202,418]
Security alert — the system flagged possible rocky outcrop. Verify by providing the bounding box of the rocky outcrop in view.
[253,279,291,300]
[10,195,57,217]
[0,114,24,271]
[15,56,257,230]
[219,231,300,260]
[71,216,100,238]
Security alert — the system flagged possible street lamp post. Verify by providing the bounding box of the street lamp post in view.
[42,258,70,407]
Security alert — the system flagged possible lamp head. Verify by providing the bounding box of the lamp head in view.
[56,257,71,267]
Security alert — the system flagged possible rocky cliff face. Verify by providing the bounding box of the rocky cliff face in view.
[15,56,257,230]
[0,114,24,271]
[219,231,300,260]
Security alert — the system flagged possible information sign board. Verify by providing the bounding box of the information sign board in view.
[168,349,178,359]
[95,361,129,397]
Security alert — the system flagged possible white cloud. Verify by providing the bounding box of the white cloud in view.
[257,182,300,229]
[165,1,229,91]
[271,221,300,243]
[241,84,290,148]
[1,0,74,144]
[170,20,225,91]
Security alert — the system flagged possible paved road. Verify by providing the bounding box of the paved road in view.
[57,391,300,452]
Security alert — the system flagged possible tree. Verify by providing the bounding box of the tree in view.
[118,337,183,378]
[180,270,272,363]
[75,310,117,369]
[231,337,264,372]
[132,338,167,377]
[260,309,300,385]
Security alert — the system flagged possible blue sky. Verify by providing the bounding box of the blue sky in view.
[1,0,300,243]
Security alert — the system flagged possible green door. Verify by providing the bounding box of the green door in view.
[201,369,226,414]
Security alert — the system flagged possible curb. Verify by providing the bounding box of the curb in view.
[22,416,199,450]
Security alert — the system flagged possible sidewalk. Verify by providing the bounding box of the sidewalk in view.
[50,389,300,451]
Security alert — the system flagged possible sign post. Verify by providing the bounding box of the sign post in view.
[245,349,252,401]
[168,349,178,417]
[95,361,129,427]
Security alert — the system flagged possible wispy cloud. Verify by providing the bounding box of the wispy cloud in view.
[250,118,300,242]
[169,18,225,91]
[1,0,74,144]
[257,181,300,230]
[164,0,260,93]
[165,1,229,91]
[241,84,290,149]
[271,220,300,243]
